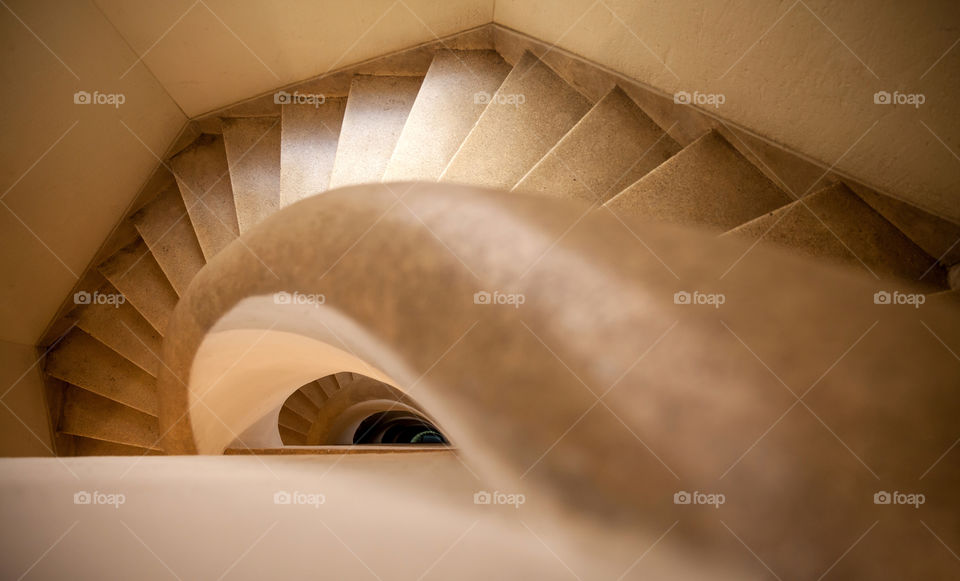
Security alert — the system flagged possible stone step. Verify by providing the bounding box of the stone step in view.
[300,381,329,408]
[60,386,161,450]
[74,282,162,376]
[278,406,312,435]
[169,134,241,260]
[279,425,307,446]
[441,51,591,189]
[515,86,680,204]
[724,183,945,284]
[46,329,158,416]
[72,435,162,456]
[98,239,178,335]
[280,97,347,206]
[604,130,794,230]
[316,375,341,399]
[284,390,320,423]
[131,184,206,296]
[384,50,511,182]
[222,117,282,231]
[329,75,423,188]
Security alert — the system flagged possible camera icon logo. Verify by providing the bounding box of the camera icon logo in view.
[673,91,692,105]
[473,291,491,305]
[873,491,891,505]
[274,90,292,105]
[673,291,691,305]
[873,91,891,105]
[473,490,492,505]
[873,291,891,305]
[474,91,492,105]
[274,491,292,505]
[673,491,692,504]
[74,491,92,505]
[74,290,92,304]
[274,291,292,305]
[73,90,91,104]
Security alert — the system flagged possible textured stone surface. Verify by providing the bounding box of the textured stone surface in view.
[383,50,511,181]
[849,182,960,266]
[60,386,161,450]
[283,390,320,423]
[329,75,423,188]
[278,407,311,435]
[71,436,162,456]
[169,135,240,260]
[75,283,162,376]
[514,86,680,203]
[441,52,591,189]
[299,380,330,408]
[725,183,945,285]
[222,117,282,232]
[280,98,346,206]
[604,130,793,230]
[132,185,206,296]
[97,240,178,335]
[45,329,157,415]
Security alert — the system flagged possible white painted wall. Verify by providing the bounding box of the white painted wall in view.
[94,0,495,117]
[0,0,186,345]
[0,341,53,456]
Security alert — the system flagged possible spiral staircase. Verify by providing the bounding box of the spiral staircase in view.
[38,31,959,458]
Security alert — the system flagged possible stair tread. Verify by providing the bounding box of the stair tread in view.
[328,75,424,189]
[725,183,944,283]
[169,135,241,260]
[604,130,794,230]
[847,182,960,266]
[46,330,158,416]
[279,425,307,446]
[222,117,282,232]
[317,375,344,398]
[132,185,206,296]
[383,50,511,182]
[300,381,329,408]
[514,86,681,204]
[278,407,312,434]
[72,436,162,456]
[75,282,162,376]
[280,97,347,206]
[284,390,320,422]
[98,239,178,335]
[60,386,161,450]
[441,51,592,189]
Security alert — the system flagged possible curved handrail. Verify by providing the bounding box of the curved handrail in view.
[159,182,960,577]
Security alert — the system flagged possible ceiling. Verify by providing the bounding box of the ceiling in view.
[0,0,956,347]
